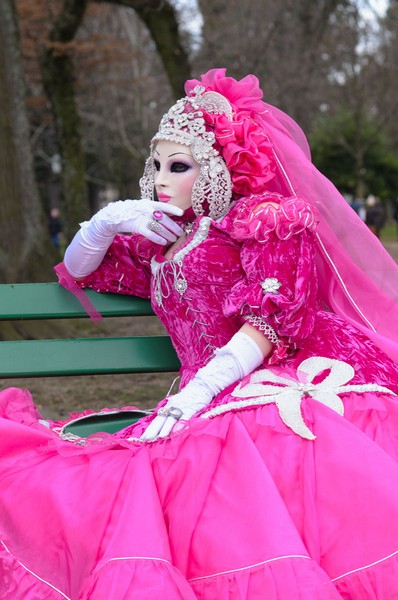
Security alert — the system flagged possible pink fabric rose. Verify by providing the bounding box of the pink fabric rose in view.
[185,69,277,197]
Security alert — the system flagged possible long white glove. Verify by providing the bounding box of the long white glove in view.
[64,199,184,279]
[141,331,264,441]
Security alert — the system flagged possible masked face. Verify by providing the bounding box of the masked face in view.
[153,141,201,211]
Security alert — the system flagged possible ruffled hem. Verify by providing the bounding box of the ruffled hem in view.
[191,551,398,600]
[0,542,195,600]
[189,555,342,599]
[3,386,398,599]
[334,551,398,599]
[80,558,197,600]
[0,386,43,426]
[4,542,398,600]
[0,541,63,600]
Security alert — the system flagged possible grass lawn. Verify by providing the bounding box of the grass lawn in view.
[381,222,398,243]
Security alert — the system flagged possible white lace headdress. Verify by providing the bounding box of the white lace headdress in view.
[140,86,233,220]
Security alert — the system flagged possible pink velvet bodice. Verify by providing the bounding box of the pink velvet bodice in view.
[149,220,243,382]
[80,194,398,392]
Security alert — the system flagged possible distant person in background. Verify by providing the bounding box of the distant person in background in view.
[48,207,64,252]
[365,195,385,238]
[350,196,366,221]
[393,200,398,239]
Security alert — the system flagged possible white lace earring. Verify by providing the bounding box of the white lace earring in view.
[190,152,232,220]
[139,156,155,201]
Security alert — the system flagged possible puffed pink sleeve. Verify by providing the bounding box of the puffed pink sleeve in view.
[223,194,319,363]
[78,233,156,298]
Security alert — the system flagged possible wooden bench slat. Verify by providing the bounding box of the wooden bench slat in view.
[0,283,154,319]
[0,283,180,380]
[0,336,180,377]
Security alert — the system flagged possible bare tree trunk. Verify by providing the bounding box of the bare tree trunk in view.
[40,0,189,241]
[41,0,91,240]
[0,0,55,282]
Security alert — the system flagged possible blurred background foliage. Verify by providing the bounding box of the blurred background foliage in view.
[1,0,398,282]
[311,110,398,199]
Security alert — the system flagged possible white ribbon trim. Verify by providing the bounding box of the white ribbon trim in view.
[202,357,394,439]
[188,554,311,582]
[95,555,173,575]
[332,548,398,582]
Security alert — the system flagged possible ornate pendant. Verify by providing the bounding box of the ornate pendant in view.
[174,277,188,296]
[154,289,163,306]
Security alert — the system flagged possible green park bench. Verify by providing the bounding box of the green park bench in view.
[0,282,180,436]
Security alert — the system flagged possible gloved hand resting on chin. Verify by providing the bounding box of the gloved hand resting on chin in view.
[64,199,183,279]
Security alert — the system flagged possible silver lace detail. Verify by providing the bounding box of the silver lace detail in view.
[53,409,151,445]
[243,314,279,345]
[151,217,211,308]
[140,87,233,220]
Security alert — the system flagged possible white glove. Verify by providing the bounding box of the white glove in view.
[64,199,184,279]
[141,331,264,441]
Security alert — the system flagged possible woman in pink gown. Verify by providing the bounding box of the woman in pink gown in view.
[2,69,398,599]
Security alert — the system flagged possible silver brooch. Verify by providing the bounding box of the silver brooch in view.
[174,278,188,296]
[260,278,282,294]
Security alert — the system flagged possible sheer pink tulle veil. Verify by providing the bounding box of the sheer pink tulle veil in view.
[262,103,398,362]
[185,69,398,363]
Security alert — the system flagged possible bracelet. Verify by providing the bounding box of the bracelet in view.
[243,314,279,345]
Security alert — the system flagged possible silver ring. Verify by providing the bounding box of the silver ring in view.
[147,219,162,233]
[157,406,184,420]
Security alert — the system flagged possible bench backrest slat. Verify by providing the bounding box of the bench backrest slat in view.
[0,336,179,377]
[0,283,180,378]
[0,283,154,319]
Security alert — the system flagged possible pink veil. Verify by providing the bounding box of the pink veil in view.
[185,69,398,363]
[261,103,398,363]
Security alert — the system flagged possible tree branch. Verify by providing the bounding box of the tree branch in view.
[94,0,190,97]
[49,0,89,43]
